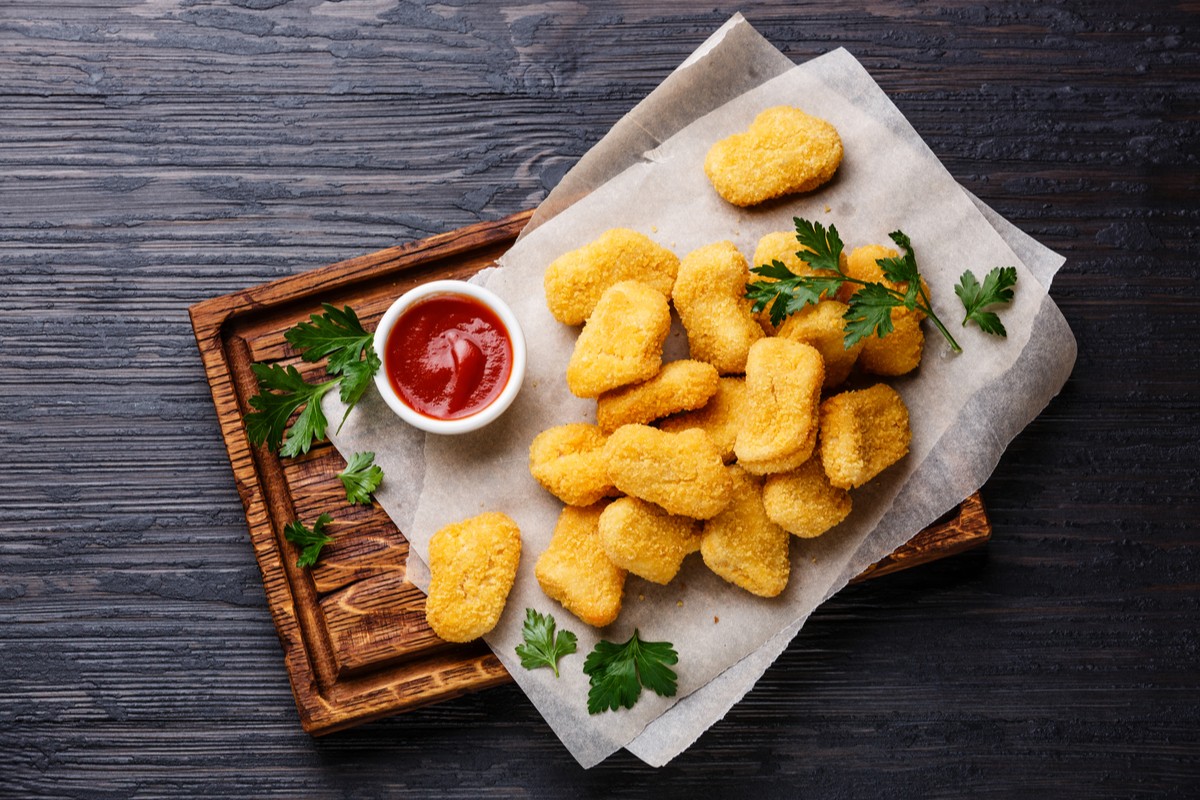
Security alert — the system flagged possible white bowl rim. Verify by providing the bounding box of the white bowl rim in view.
[371,279,527,435]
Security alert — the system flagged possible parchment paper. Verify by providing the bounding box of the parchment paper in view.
[324,15,1076,768]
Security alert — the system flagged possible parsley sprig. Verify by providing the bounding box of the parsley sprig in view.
[515,609,578,677]
[244,304,381,456]
[283,513,335,568]
[746,218,963,353]
[583,629,678,714]
[337,451,383,505]
[955,266,1018,337]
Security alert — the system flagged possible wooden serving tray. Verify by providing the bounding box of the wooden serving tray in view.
[189,210,992,736]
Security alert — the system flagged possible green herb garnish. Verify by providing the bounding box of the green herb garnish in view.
[515,609,577,677]
[582,629,678,714]
[283,513,335,568]
[337,451,383,506]
[955,266,1018,337]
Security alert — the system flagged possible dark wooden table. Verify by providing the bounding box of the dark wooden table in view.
[3,2,1197,797]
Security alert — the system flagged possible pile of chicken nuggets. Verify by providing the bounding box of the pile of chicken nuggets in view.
[529,214,918,628]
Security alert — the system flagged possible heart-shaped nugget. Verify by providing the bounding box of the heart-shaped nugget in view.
[704,106,843,207]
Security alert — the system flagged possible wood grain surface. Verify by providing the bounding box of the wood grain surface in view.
[2,1,1197,798]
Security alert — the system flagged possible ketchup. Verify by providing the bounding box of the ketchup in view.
[384,294,513,420]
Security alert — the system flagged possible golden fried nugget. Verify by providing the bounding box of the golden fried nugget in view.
[704,106,843,207]
[597,497,701,585]
[735,338,824,474]
[762,455,852,538]
[658,377,747,462]
[566,280,671,398]
[529,423,618,506]
[776,300,865,388]
[544,229,680,326]
[837,244,929,312]
[535,504,626,627]
[673,241,764,374]
[858,309,924,376]
[424,512,521,643]
[603,424,732,520]
[596,359,719,434]
[820,384,912,490]
[750,231,828,333]
[700,466,790,597]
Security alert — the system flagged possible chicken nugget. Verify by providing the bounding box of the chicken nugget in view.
[673,241,764,374]
[424,512,521,643]
[704,106,843,207]
[597,497,700,585]
[535,504,626,627]
[762,454,852,538]
[776,300,864,388]
[820,384,911,490]
[858,309,924,376]
[596,359,719,434]
[529,423,617,506]
[658,376,747,462]
[735,338,824,473]
[700,466,790,597]
[544,229,680,326]
[603,424,732,520]
[566,280,671,398]
[750,230,830,333]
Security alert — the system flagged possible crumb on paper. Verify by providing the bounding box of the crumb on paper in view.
[714,616,720,624]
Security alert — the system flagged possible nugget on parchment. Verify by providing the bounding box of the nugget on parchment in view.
[704,106,843,207]
[700,466,790,598]
[535,504,626,628]
[598,497,701,585]
[529,423,617,506]
[776,300,865,388]
[762,455,852,538]
[544,229,680,325]
[596,359,719,434]
[820,384,911,490]
[838,243,925,376]
[750,230,829,333]
[425,512,521,643]
[673,241,764,375]
[735,338,824,475]
[566,280,671,398]
[658,376,747,463]
[603,424,732,520]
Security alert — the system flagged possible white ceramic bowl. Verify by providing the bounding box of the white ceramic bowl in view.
[372,280,526,435]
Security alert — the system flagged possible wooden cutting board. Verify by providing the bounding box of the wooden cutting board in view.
[189,210,992,736]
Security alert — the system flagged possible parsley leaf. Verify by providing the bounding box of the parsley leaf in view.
[283,513,335,568]
[286,303,373,375]
[337,451,383,505]
[955,266,1018,337]
[843,282,902,348]
[515,609,578,677]
[244,364,338,457]
[582,629,678,714]
[792,217,844,273]
[747,260,843,328]
[876,230,921,309]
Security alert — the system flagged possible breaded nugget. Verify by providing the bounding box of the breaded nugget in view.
[425,512,521,643]
[566,280,671,398]
[776,300,865,388]
[735,338,824,474]
[535,504,626,627]
[820,384,912,490]
[704,106,843,207]
[836,244,926,375]
[658,377,747,462]
[597,497,700,585]
[750,230,828,333]
[544,229,680,326]
[700,466,790,597]
[603,424,732,520]
[762,455,852,538]
[596,359,719,434]
[529,423,617,506]
[673,241,764,374]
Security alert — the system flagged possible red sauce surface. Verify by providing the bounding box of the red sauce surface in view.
[385,293,513,421]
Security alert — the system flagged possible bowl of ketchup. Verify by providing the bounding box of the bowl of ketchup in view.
[373,280,526,435]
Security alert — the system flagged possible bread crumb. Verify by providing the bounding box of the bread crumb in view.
[714,616,720,624]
